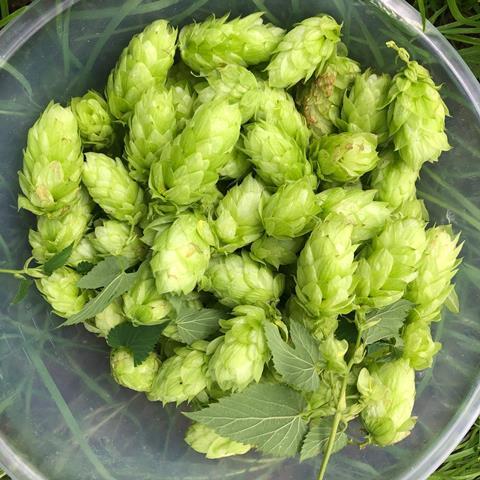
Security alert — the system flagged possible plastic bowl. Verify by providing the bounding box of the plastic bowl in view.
[0,1,479,479]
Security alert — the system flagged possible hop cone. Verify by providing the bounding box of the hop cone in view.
[197,64,259,122]
[71,90,116,151]
[311,132,379,183]
[267,15,341,88]
[199,251,285,307]
[123,262,172,326]
[150,100,242,205]
[36,267,88,318]
[386,42,450,169]
[402,320,441,370]
[185,423,251,459]
[68,235,98,267]
[106,20,177,122]
[110,348,160,393]
[209,305,270,391]
[219,139,251,179]
[244,121,314,188]
[356,218,427,309]
[317,187,391,242]
[179,13,284,72]
[261,178,321,238]
[18,102,83,217]
[29,189,92,263]
[296,214,357,317]
[124,86,177,182]
[84,299,126,337]
[297,53,360,137]
[358,359,416,446]
[148,341,210,404]
[82,153,146,224]
[251,236,305,269]
[151,212,212,295]
[256,83,310,149]
[338,69,391,142]
[166,74,196,131]
[213,174,268,252]
[91,219,146,266]
[370,149,419,211]
[405,226,462,322]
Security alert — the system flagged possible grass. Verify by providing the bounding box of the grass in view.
[0,0,479,479]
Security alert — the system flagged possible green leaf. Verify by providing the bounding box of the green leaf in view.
[43,244,74,275]
[265,320,320,392]
[300,418,348,461]
[107,322,166,366]
[76,261,95,274]
[361,300,413,345]
[185,383,308,457]
[175,308,223,344]
[77,256,130,289]
[61,271,139,327]
[11,278,32,304]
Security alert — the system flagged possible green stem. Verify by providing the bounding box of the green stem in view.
[317,330,362,480]
[0,267,26,275]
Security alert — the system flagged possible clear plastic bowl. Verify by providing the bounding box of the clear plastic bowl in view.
[0,1,479,479]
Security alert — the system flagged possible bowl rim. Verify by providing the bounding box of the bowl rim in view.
[0,1,479,479]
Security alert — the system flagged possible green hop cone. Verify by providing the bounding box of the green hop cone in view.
[261,178,321,238]
[179,13,284,72]
[244,121,314,188]
[209,305,270,392]
[29,189,92,263]
[310,132,379,184]
[395,197,429,221]
[124,86,177,183]
[212,174,268,253]
[338,69,391,142]
[199,251,285,307]
[402,320,441,370]
[358,359,416,446]
[197,64,259,123]
[166,78,196,132]
[82,153,146,224]
[106,20,177,122]
[251,236,305,269]
[185,423,251,459]
[267,15,341,88]
[297,52,360,137]
[318,334,349,373]
[68,235,98,267]
[296,214,357,317]
[256,83,310,149]
[219,139,251,180]
[71,90,116,151]
[148,341,210,404]
[18,102,83,217]
[110,348,160,393]
[370,149,419,211]
[36,267,88,318]
[123,262,172,326]
[405,225,462,322]
[386,41,450,169]
[150,100,242,205]
[151,212,212,295]
[84,299,126,337]
[285,295,339,340]
[356,218,427,309]
[317,187,391,242]
[91,219,146,266]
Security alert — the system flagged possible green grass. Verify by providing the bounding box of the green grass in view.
[0,1,479,479]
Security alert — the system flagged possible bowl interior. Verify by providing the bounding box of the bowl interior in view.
[0,1,479,479]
